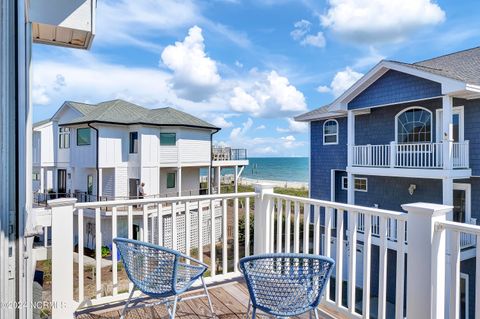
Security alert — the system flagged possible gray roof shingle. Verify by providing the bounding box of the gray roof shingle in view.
[61,99,218,130]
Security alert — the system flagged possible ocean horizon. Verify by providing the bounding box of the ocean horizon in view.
[202,157,309,183]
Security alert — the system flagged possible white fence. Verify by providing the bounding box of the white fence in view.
[46,184,480,318]
[353,141,469,169]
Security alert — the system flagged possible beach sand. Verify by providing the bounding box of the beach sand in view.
[238,177,308,189]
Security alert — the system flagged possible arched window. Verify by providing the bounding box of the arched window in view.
[396,107,432,143]
[323,119,338,145]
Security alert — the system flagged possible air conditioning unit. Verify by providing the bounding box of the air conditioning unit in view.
[29,0,96,49]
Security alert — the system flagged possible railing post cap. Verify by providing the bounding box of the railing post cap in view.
[401,202,452,216]
[254,183,275,192]
[47,198,77,207]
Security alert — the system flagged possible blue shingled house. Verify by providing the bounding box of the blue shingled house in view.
[296,47,480,318]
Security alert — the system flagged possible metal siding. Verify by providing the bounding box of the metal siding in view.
[462,98,480,175]
[348,70,442,110]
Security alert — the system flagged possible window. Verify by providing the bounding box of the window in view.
[323,120,338,145]
[32,173,40,181]
[342,176,368,192]
[167,172,176,189]
[87,175,93,195]
[396,107,432,143]
[129,132,138,153]
[59,127,70,149]
[160,133,176,146]
[77,128,91,146]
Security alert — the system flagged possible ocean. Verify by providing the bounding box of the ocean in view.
[202,157,309,183]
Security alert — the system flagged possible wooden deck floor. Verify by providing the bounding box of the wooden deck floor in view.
[75,280,344,319]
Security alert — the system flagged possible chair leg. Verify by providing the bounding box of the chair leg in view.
[251,307,256,319]
[245,299,251,319]
[314,308,319,319]
[170,295,178,319]
[120,287,136,319]
[201,276,216,318]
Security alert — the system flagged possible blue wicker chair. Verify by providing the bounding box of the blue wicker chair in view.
[113,238,215,319]
[239,253,335,318]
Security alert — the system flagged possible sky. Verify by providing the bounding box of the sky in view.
[32,0,480,157]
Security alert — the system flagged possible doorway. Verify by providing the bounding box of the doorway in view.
[129,178,140,199]
[453,183,471,223]
[57,169,67,196]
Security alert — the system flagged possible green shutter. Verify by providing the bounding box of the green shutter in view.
[167,173,176,189]
[160,133,176,146]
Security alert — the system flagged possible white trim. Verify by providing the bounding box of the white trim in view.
[394,106,433,143]
[323,119,339,145]
[436,106,465,143]
[453,183,471,223]
[341,176,368,192]
[347,166,472,179]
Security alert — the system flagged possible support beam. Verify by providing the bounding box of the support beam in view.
[207,166,211,195]
[40,167,45,193]
[98,168,102,198]
[234,165,238,193]
[216,166,221,194]
[442,95,453,170]
[347,110,355,167]
[177,167,182,197]
[347,173,355,205]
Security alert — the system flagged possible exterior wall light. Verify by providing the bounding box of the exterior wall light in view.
[408,184,416,195]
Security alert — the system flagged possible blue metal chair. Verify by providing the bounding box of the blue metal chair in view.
[113,238,215,319]
[239,253,335,318]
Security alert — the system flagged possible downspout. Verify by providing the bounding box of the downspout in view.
[87,123,100,200]
[210,129,220,194]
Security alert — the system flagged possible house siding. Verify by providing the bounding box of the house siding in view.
[348,70,442,110]
[310,119,347,202]
[461,98,480,175]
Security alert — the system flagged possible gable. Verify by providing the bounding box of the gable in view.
[348,70,442,110]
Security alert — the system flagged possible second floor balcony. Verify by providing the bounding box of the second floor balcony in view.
[212,147,248,161]
[352,141,470,171]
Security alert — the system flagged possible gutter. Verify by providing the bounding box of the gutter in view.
[87,123,100,200]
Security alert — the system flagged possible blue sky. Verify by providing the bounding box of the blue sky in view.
[32,0,480,157]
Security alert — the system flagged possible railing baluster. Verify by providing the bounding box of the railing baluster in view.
[95,207,101,299]
[234,197,239,272]
[270,197,275,253]
[285,200,291,253]
[476,235,480,319]
[276,198,283,253]
[142,204,148,242]
[335,209,344,308]
[157,203,163,245]
[172,203,177,250]
[127,205,133,292]
[111,207,118,296]
[363,213,372,318]
[348,210,358,314]
[395,219,406,319]
[378,216,388,319]
[313,205,320,254]
[78,208,84,302]
[210,199,216,276]
[245,197,250,256]
[185,202,191,262]
[325,207,332,300]
[198,200,203,263]
[294,201,300,253]
[450,231,461,319]
[303,203,310,254]
[222,199,228,274]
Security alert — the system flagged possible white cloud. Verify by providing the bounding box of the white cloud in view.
[235,60,244,68]
[300,32,326,48]
[290,20,312,41]
[32,86,50,105]
[256,125,266,130]
[321,0,445,43]
[161,26,221,102]
[281,135,297,148]
[230,118,253,140]
[211,115,234,128]
[277,118,308,134]
[230,70,307,117]
[318,67,363,97]
[353,47,385,68]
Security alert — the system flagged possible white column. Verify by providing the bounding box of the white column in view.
[49,198,77,318]
[216,166,221,194]
[442,178,454,220]
[98,168,102,198]
[442,177,454,316]
[207,166,211,195]
[234,165,238,193]
[40,167,45,193]
[347,110,355,167]
[253,183,274,254]
[443,95,453,170]
[177,167,182,197]
[347,173,355,204]
[401,202,452,319]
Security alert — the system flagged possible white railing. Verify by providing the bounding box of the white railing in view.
[435,219,480,318]
[352,141,469,169]
[47,185,479,319]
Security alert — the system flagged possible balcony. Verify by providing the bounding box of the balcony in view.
[212,147,248,161]
[350,141,470,178]
[34,186,480,318]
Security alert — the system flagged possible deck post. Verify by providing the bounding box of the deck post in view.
[49,198,77,319]
[401,202,452,319]
[389,141,396,168]
[253,183,274,254]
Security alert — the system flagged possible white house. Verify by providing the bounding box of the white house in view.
[33,99,248,203]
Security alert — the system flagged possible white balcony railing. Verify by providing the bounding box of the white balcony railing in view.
[353,141,469,169]
[45,185,480,318]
